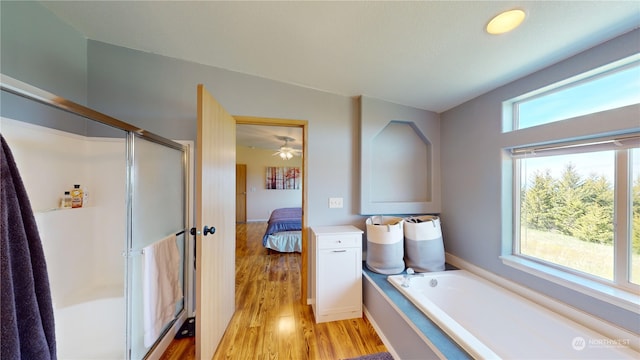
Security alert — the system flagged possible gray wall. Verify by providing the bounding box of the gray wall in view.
[0,1,87,103]
[86,40,365,228]
[0,1,89,135]
[2,1,638,334]
[440,28,640,333]
[359,96,440,215]
[0,0,367,228]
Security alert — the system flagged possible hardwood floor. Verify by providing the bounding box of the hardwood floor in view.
[160,222,387,360]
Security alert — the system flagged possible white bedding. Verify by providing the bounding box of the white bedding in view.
[264,231,301,253]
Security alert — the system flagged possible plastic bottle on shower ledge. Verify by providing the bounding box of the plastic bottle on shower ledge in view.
[61,191,72,209]
[82,186,89,207]
[71,184,83,208]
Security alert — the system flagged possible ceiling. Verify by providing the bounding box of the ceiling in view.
[40,1,639,149]
[236,124,302,151]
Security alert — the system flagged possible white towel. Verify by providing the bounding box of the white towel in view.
[142,234,182,347]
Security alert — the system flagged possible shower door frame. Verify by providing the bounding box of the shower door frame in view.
[1,74,190,359]
[126,133,189,358]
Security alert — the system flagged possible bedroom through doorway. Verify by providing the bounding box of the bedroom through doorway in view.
[235,116,309,304]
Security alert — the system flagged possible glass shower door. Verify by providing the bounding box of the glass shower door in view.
[1,75,189,360]
[127,135,186,359]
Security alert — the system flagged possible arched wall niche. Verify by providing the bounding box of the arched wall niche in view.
[371,121,431,203]
[359,96,441,215]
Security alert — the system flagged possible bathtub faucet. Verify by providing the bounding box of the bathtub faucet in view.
[402,267,424,287]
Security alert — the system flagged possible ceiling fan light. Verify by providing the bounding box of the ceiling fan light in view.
[273,136,299,160]
[486,9,526,35]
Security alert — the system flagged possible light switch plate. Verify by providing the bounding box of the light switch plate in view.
[329,197,343,208]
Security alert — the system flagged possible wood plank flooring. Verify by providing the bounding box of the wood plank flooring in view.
[160,222,386,360]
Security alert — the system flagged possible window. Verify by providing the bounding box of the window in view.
[503,55,640,132]
[514,137,638,288]
[503,55,640,309]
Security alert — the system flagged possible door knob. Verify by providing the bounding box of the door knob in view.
[190,226,216,236]
[203,225,216,236]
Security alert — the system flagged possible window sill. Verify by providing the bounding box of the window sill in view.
[500,255,639,314]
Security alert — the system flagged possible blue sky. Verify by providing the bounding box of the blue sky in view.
[522,151,615,188]
[522,148,639,191]
[517,59,639,187]
[518,62,640,129]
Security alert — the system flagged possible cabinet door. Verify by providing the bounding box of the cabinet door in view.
[317,247,361,314]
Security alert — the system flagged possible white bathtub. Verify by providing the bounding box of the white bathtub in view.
[388,270,639,359]
[54,296,125,360]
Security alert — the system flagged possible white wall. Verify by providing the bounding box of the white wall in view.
[237,145,302,221]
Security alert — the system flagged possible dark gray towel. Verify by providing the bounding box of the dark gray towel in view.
[1,135,57,359]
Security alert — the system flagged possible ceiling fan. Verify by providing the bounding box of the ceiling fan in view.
[273,135,301,160]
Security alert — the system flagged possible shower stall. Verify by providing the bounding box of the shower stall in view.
[1,75,190,359]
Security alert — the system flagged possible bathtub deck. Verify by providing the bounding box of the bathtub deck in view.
[363,264,471,359]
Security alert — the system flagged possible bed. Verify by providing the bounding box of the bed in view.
[262,207,302,253]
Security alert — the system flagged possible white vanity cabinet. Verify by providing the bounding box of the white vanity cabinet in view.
[311,226,363,323]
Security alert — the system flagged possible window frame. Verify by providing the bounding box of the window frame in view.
[501,55,640,313]
[502,54,640,133]
[511,140,638,288]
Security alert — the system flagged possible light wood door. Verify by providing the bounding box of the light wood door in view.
[235,164,247,223]
[196,84,236,359]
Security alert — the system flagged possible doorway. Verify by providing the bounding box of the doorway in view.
[234,116,309,304]
[236,164,247,223]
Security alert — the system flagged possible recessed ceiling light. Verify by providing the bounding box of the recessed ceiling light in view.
[486,9,526,35]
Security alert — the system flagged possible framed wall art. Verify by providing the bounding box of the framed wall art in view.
[266,166,300,190]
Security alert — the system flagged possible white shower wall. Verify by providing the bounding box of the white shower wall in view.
[1,117,126,307]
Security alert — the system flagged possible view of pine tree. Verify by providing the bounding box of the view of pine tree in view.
[555,164,586,237]
[521,163,616,246]
[574,173,614,245]
[522,169,556,231]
